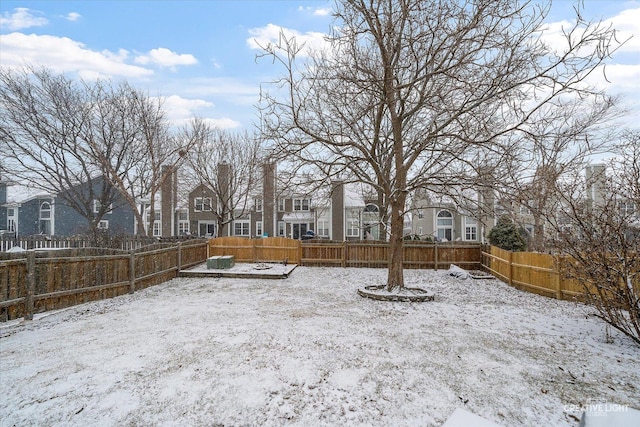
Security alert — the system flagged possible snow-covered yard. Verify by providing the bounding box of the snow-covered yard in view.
[1,266,638,426]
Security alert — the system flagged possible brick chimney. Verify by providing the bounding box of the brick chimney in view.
[262,160,277,237]
[161,165,177,237]
[331,181,344,241]
[217,162,230,236]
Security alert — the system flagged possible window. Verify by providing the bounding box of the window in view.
[436,210,453,241]
[178,221,190,235]
[620,201,636,216]
[97,220,109,230]
[464,217,477,241]
[277,221,285,237]
[418,226,423,235]
[39,201,52,234]
[418,210,424,219]
[256,221,263,237]
[7,208,15,232]
[317,220,329,237]
[146,211,161,221]
[255,198,263,212]
[93,199,113,214]
[40,202,51,220]
[346,219,360,237]
[194,197,212,212]
[278,198,285,212]
[153,222,161,236]
[234,220,250,236]
[293,198,310,211]
[519,204,532,215]
[178,211,188,221]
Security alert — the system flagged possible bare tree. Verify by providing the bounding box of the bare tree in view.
[259,0,621,291]
[186,126,263,237]
[0,66,199,239]
[85,81,202,237]
[497,98,619,251]
[0,66,119,241]
[550,132,640,344]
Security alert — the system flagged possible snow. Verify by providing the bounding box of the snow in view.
[1,267,639,426]
[441,408,502,427]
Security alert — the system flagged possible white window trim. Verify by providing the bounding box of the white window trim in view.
[293,198,310,211]
[194,197,212,212]
[234,220,250,236]
[346,219,360,237]
[93,199,113,214]
[40,202,52,220]
[436,210,453,240]
[152,222,161,236]
[317,220,329,237]
[464,217,477,241]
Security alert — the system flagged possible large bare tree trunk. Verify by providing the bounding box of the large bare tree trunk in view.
[386,194,406,291]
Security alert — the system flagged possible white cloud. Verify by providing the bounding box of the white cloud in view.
[161,95,213,120]
[159,95,240,129]
[134,48,198,68]
[201,117,242,129]
[0,32,153,79]
[604,7,640,53]
[540,7,640,57]
[313,8,332,16]
[247,23,328,57]
[0,7,47,30]
[298,6,332,16]
[65,12,81,22]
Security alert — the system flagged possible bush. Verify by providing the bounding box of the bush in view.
[489,216,527,251]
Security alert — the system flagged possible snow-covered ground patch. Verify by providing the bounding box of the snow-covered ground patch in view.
[1,267,638,426]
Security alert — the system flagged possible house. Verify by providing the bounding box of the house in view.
[185,161,383,240]
[410,189,481,242]
[1,176,137,237]
[254,162,385,240]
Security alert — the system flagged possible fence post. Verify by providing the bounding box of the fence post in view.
[342,241,347,268]
[177,242,182,272]
[507,250,513,286]
[129,249,135,294]
[434,242,439,271]
[25,251,35,320]
[554,255,563,300]
[253,239,257,262]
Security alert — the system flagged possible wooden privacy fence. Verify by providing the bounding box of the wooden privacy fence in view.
[208,237,302,263]
[0,240,207,321]
[481,245,584,300]
[208,237,482,269]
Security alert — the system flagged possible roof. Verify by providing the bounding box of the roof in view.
[4,184,53,204]
[282,212,315,222]
[344,184,366,208]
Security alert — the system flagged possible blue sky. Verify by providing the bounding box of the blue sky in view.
[1,0,639,130]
